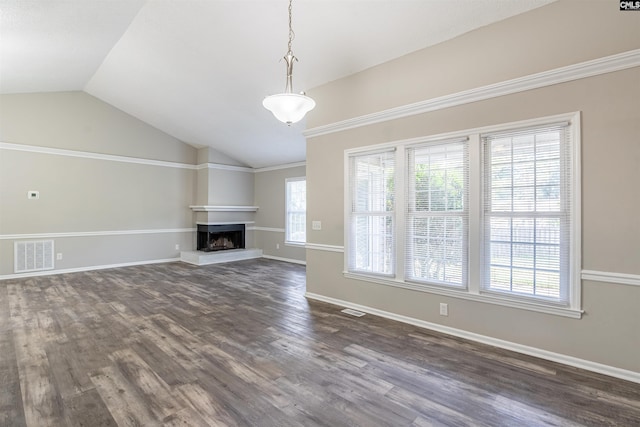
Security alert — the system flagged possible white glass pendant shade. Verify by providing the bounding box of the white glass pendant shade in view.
[263,93,316,125]
[263,1,315,125]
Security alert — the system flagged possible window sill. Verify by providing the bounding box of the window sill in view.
[343,272,583,319]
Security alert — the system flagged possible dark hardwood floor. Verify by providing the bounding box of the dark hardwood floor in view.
[1,259,639,426]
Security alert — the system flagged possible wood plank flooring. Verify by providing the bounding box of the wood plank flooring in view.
[1,259,639,426]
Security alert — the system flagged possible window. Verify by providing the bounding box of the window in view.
[406,139,468,287]
[482,123,571,304]
[285,177,306,244]
[345,113,580,317]
[347,150,395,275]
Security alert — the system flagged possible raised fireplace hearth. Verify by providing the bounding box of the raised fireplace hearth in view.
[197,224,245,252]
[181,222,261,265]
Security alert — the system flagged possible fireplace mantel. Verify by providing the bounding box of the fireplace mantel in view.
[189,205,259,212]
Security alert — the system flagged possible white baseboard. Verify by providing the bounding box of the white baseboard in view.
[0,254,304,280]
[0,258,180,280]
[262,254,306,265]
[305,292,640,384]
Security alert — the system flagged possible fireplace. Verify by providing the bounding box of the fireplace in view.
[197,224,245,252]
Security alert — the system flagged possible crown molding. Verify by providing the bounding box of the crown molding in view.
[196,163,254,173]
[254,162,306,173]
[304,49,640,139]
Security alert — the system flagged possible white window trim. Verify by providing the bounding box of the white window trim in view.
[346,148,397,276]
[285,176,307,245]
[404,138,470,288]
[344,112,582,319]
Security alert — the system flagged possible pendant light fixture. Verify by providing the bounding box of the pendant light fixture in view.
[263,0,315,125]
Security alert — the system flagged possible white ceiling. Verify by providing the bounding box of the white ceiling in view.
[1,0,555,168]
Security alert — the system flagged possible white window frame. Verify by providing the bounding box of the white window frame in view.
[346,149,396,276]
[405,138,469,288]
[344,112,582,318]
[285,177,306,246]
[482,122,572,305]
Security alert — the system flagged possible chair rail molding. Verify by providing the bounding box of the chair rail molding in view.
[581,270,640,287]
[0,228,195,240]
[305,243,345,253]
[189,205,259,212]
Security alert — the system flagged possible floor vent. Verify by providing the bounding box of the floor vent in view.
[14,240,54,273]
[341,308,366,317]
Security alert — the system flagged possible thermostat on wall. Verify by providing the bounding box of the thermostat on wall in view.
[27,191,39,199]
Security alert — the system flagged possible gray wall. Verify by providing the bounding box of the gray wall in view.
[0,91,306,275]
[193,147,258,249]
[197,146,248,167]
[207,168,254,207]
[0,91,196,163]
[0,91,197,275]
[304,0,640,374]
[254,165,306,263]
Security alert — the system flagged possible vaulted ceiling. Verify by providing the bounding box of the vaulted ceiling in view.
[1,0,555,168]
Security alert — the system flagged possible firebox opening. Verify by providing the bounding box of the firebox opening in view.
[197,224,245,252]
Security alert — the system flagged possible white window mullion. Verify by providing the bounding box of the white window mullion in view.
[468,134,481,295]
[395,145,406,282]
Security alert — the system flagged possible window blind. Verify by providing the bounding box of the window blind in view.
[482,123,572,304]
[348,150,395,276]
[285,178,306,243]
[406,139,469,287]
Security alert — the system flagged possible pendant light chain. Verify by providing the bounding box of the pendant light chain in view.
[287,0,295,54]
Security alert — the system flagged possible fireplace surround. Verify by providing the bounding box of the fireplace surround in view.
[197,224,245,252]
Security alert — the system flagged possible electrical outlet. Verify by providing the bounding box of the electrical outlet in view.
[276,243,280,249]
[56,253,63,261]
[312,221,322,230]
[439,303,448,316]
[175,244,180,250]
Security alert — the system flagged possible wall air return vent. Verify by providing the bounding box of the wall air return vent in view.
[14,240,54,273]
